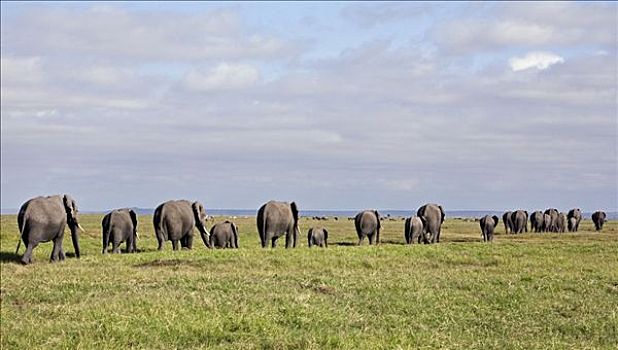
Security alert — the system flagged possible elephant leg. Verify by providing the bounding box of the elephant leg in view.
[368,233,375,245]
[285,232,292,249]
[271,237,277,248]
[21,242,38,264]
[186,234,193,249]
[376,230,380,245]
[50,236,62,262]
[357,235,364,246]
[157,235,164,251]
[172,240,179,251]
[293,229,298,248]
[112,240,121,254]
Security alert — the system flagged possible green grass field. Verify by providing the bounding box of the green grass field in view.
[1,214,617,349]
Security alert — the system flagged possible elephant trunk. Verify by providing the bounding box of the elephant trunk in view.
[197,222,211,248]
[69,222,81,258]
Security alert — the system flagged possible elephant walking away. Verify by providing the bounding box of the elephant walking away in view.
[556,213,567,233]
[15,194,84,264]
[307,227,328,247]
[102,208,138,254]
[591,211,607,231]
[257,201,300,248]
[510,210,528,234]
[417,203,445,244]
[502,211,513,234]
[209,221,239,248]
[530,211,544,233]
[544,208,559,232]
[153,200,210,251]
[543,214,551,232]
[567,208,582,232]
[404,216,423,244]
[480,215,499,242]
[355,210,381,245]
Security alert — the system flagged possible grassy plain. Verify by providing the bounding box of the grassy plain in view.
[1,214,617,349]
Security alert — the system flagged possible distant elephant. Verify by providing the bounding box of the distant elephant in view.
[530,211,544,233]
[543,213,551,232]
[209,221,239,248]
[567,208,582,232]
[510,210,528,234]
[556,213,567,233]
[544,208,559,232]
[307,227,328,247]
[417,203,445,244]
[102,208,138,254]
[479,215,499,242]
[502,211,513,234]
[591,211,607,231]
[257,200,299,248]
[355,210,381,245]
[153,200,210,251]
[15,194,84,264]
[404,216,423,244]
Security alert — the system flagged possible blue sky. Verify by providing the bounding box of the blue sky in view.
[1,2,616,212]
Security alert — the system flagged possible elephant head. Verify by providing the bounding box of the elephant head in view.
[192,201,211,248]
[63,194,84,258]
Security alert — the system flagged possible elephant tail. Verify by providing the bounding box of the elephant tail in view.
[15,217,27,254]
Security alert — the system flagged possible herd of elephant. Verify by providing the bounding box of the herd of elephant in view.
[13,195,609,265]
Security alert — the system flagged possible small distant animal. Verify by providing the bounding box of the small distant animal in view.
[592,211,607,231]
[479,215,499,242]
[307,227,328,247]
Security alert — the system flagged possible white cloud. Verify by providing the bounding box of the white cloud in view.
[184,63,259,91]
[509,52,565,71]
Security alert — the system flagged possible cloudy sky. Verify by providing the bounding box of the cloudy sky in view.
[1,2,616,212]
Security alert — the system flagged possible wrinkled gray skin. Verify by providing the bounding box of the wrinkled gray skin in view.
[307,227,328,248]
[209,221,238,249]
[591,211,607,231]
[153,200,209,251]
[404,216,424,244]
[502,211,513,234]
[543,213,552,232]
[479,215,499,242]
[510,210,528,234]
[257,201,299,248]
[556,212,567,233]
[355,210,381,245]
[567,208,582,232]
[16,194,83,265]
[102,208,138,254]
[417,204,445,244]
[544,208,559,232]
[530,211,544,233]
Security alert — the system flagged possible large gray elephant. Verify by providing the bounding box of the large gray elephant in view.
[591,211,607,231]
[479,215,499,242]
[256,200,299,248]
[102,208,138,254]
[567,208,582,232]
[404,216,423,244]
[502,211,513,234]
[307,227,328,248]
[544,208,559,232]
[209,221,238,248]
[153,200,210,251]
[15,194,84,264]
[530,211,544,233]
[556,212,567,233]
[510,210,528,234]
[417,203,445,244]
[354,210,381,245]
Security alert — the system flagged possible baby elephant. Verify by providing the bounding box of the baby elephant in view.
[479,215,499,242]
[404,216,424,244]
[102,208,138,254]
[209,221,239,248]
[307,227,328,247]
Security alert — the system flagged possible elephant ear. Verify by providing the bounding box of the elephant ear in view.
[62,194,77,221]
[492,215,499,227]
[307,228,313,242]
[416,205,425,218]
[374,210,381,229]
[290,202,299,225]
[129,209,138,235]
[323,228,328,243]
[192,202,205,221]
[439,205,445,223]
